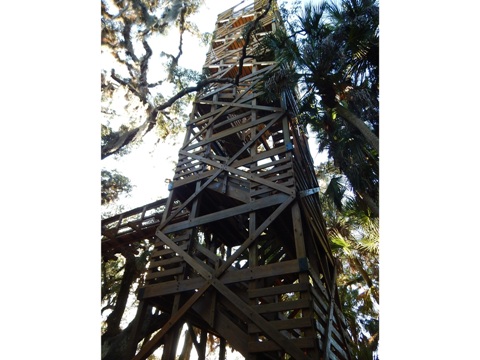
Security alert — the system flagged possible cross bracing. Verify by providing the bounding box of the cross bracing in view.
[101,1,353,359]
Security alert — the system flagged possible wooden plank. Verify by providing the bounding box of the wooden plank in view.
[197,99,284,113]
[183,112,280,151]
[153,233,190,247]
[250,176,294,196]
[256,163,292,178]
[145,266,184,280]
[309,269,330,300]
[329,334,348,360]
[171,167,217,188]
[322,267,338,360]
[133,281,211,360]
[210,278,310,360]
[252,298,310,314]
[151,243,188,257]
[155,231,213,281]
[329,350,342,360]
[163,193,289,234]
[315,319,326,336]
[185,67,274,144]
[194,242,221,264]
[148,256,183,268]
[207,178,250,204]
[182,150,295,196]
[191,296,249,357]
[154,194,294,297]
[142,260,300,298]
[141,277,205,299]
[310,285,329,314]
[312,300,328,326]
[221,259,301,284]
[250,155,290,172]
[159,110,287,232]
[232,144,287,168]
[248,282,308,298]
[333,304,354,359]
[248,337,316,353]
[101,198,167,228]
[248,317,312,333]
[215,194,294,277]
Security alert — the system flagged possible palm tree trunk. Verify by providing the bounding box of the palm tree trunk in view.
[102,252,137,339]
[352,256,379,304]
[335,104,379,153]
[357,190,379,218]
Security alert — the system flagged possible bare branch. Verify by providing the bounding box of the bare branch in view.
[122,20,139,62]
[101,304,115,315]
[175,6,187,64]
[138,39,153,99]
[148,80,163,88]
[163,6,187,80]
[110,69,143,101]
[101,77,236,159]
[234,0,273,85]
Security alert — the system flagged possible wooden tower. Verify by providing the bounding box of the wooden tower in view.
[102,0,353,359]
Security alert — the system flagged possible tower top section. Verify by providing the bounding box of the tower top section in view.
[203,0,281,81]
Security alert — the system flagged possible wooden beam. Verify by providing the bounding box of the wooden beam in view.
[158,110,287,233]
[197,99,283,112]
[248,337,315,353]
[142,259,304,298]
[132,281,211,360]
[248,282,308,299]
[215,195,294,277]
[183,112,280,152]
[210,278,310,360]
[248,317,312,333]
[179,149,295,196]
[162,193,289,234]
[322,266,337,360]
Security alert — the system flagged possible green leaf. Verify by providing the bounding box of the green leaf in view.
[331,235,349,249]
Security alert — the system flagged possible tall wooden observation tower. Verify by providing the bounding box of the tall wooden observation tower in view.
[102,0,353,359]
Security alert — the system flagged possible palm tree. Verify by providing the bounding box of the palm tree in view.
[261,0,379,216]
[298,0,379,150]
[318,186,379,359]
[260,2,380,357]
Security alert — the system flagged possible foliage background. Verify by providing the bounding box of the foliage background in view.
[2,0,480,359]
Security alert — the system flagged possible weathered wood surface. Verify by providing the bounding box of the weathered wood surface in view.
[102,1,353,359]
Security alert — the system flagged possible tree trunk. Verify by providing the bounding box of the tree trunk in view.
[334,104,379,153]
[102,311,169,360]
[352,256,379,304]
[357,190,379,218]
[102,252,138,339]
[178,328,193,360]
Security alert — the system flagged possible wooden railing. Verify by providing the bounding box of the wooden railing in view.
[101,198,168,256]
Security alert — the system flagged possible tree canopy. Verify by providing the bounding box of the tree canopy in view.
[278,1,380,357]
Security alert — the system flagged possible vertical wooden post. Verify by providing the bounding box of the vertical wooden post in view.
[219,337,226,360]
[247,211,259,360]
[125,301,148,359]
[198,329,207,360]
[292,201,319,359]
[161,323,182,360]
[322,265,338,360]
